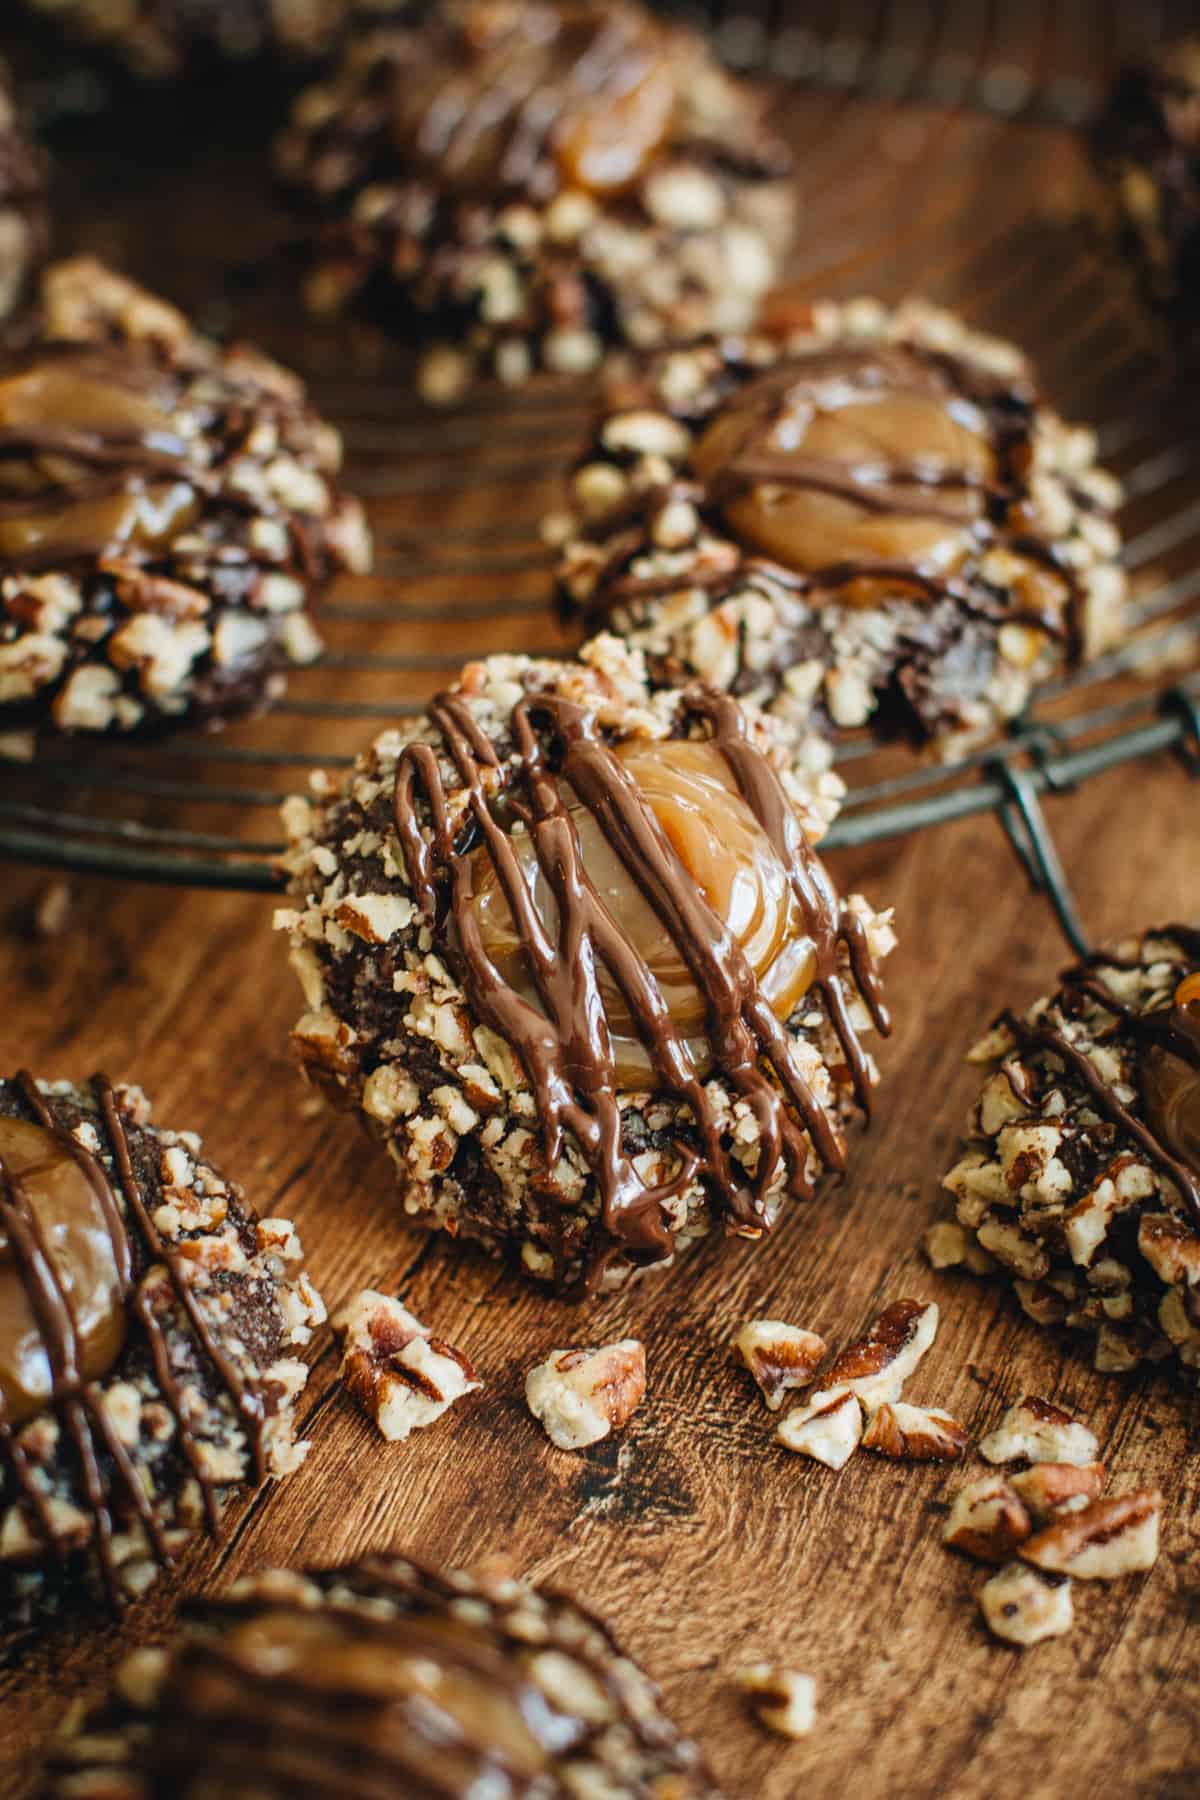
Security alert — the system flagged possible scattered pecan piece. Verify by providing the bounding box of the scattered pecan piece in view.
[978,1396,1099,1468]
[862,1401,967,1462]
[737,1664,815,1739]
[525,1340,646,1451]
[776,1388,862,1470]
[733,1319,827,1411]
[978,1563,1074,1646]
[943,1474,1033,1564]
[1018,1490,1162,1581]
[819,1299,939,1412]
[333,1290,481,1444]
[1009,1461,1106,1523]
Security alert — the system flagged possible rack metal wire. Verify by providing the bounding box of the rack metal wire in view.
[2,1,1198,951]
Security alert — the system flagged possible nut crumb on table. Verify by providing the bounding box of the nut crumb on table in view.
[333,1289,481,1443]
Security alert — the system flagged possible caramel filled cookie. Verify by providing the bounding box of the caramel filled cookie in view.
[1092,40,1200,345]
[275,0,794,399]
[0,61,48,322]
[940,926,1200,1378]
[45,1553,720,1796]
[0,258,370,739]
[556,299,1126,757]
[0,1072,325,1623]
[276,636,893,1296]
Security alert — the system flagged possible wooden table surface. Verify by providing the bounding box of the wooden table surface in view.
[2,16,1200,1797]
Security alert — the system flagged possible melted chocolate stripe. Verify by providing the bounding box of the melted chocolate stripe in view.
[97,1075,268,1488]
[392,684,883,1288]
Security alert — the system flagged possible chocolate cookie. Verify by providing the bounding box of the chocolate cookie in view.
[555,298,1127,757]
[1091,40,1200,343]
[0,1071,325,1624]
[939,926,1200,1378]
[0,60,48,322]
[44,1553,720,1796]
[15,0,417,78]
[274,0,794,400]
[0,257,370,739]
[276,635,894,1297]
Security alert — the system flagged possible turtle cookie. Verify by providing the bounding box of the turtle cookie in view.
[0,257,370,740]
[940,925,1200,1378]
[276,636,894,1296]
[0,1071,325,1624]
[275,0,794,400]
[556,298,1126,758]
[45,1553,720,1795]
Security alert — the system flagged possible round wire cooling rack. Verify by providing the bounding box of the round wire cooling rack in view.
[2,0,1199,955]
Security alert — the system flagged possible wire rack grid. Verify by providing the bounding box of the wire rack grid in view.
[2,0,1199,957]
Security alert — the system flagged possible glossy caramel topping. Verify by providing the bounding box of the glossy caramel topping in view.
[0,1116,126,1425]
[392,2,678,200]
[1142,1046,1200,1175]
[0,480,199,565]
[0,345,202,572]
[469,736,816,1082]
[693,348,996,596]
[0,355,183,449]
[154,1605,560,1795]
[1142,976,1200,1176]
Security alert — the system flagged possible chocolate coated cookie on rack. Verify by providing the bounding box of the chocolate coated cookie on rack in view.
[14,0,419,78]
[0,258,370,741]
[274,0,794,401]
[44,1552,721,1797]
[1091,40,1200,348]
[938,925,1200,1379]
[0,60,49,323]
[555,298,1127,758]
[0,1071,325,1626]
[276,635,893,1296]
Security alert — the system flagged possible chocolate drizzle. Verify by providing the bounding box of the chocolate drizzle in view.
[392,684,889,1290]
[586,342,1087,658]
[0,1072,267,1605]
[1005,928,1200,1227]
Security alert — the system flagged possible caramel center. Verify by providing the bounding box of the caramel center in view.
[553,41,676,196]
[0,1116,127,1425]
[693,354,996,600]
[396,3,676,199]
[469,736,816,1084]
[1143,982,1200,1176]
[0,351,199,566]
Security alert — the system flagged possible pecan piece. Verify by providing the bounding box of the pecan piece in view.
[943,1474,1032,1564]
[818,1299,938,1412]
[525,1340,645,1451]
[776,1388,862,1470]
[1009,1462,1106,1523]
[862,1401,967,1462]
[978,1396,1099,1468]
[733,1319,827,1411]
[737,1665,815,1739]
[333,1290,481,1443]
[979,1563,1074,1646]
[1018,1491,1162,1580]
